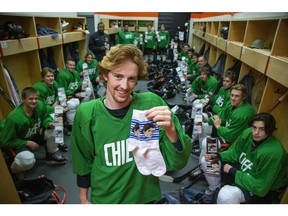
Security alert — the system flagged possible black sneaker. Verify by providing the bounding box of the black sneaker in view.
[65,125,72,136]
[58,143,68,152]
[46,153,67,165]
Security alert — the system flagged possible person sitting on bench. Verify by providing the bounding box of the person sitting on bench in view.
[213,113,288,204]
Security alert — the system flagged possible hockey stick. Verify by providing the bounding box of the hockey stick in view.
[0,86,16,109]
[266,90,288,113]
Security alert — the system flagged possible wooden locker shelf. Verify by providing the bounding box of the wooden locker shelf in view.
[62,32,86,44]
[37,35,63,49]
[0,38,38,56]
[210,35,218,47]
[34,16,62,48]
[216,37,227,51]
[241,47,270,74]
[104,28,120,34]
[226,41,243,59]
[266,56,288,88]
[204,33,212,44]
[0,15,88,117]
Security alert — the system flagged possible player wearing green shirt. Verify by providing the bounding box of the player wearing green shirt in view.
[199,84,255,194]
[187,51,200,83]
[206,84,255,143]
[156,24,170,61]
[177,43,190,61]
[34,67,69,151]
[75,52,99,88]
[133,26,143,50]
[33,67,59,114]
[57,59,83,97]
[144,24,156,62]
[116,24,135,45]
[157,25,170,49]
[56,59,83,132]
[217,113,288,203]
[71,45,191,204]
[0,87,67,178]
[190,67,218,99]
[205,70,238,115]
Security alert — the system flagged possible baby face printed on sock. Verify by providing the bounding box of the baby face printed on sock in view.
[142,123,156,138]
[132,123,140,138]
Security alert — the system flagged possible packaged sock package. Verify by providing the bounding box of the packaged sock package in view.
[54,105,64,144]
[206,137,220,175]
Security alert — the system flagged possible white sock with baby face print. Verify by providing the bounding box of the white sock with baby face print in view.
[128,110,166,177]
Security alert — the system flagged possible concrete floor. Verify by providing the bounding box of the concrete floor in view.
[25,133,208,204]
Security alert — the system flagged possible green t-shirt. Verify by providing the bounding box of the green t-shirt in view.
[220,128,288,197]
[191,75,218,99]
[157,30,170,48]
[33,80,59,114]
[116,31,135,45]
[178,50,189,60]
[0,101,53,149]
[188,61,200,76]
[208,101,255,143]
[209,86,231,114]
[71,92,191,204]
[56,69,82,96]
[75,59,99,82]
[144,31,156,49]
[133,32,143,49]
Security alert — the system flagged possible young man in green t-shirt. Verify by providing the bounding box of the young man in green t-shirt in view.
[144,24,156,62]
[71,44,192,204]
[75,52,100,89]
[0,87,67,179]
[116,23,135,45]
[133,26,144,51]
[33,67,68,151]
[204,70,238,115]
[156,24,170,61]
[33,67,60,115]
[186,51,200,84]
[198,84,255,194]
[207,113,288,203]
[57,59,85,133]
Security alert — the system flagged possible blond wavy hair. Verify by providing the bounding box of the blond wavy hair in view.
[98,45,148,86]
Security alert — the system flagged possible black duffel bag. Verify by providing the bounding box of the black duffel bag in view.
[15,175,66,204]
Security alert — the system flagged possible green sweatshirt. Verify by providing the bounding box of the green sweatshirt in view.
[71,92,191,204]
[144,31,156,49]
[0,101,53,150]
[133,32,143,49]
[75,59,99,82]
[178,51,189,60]
[116,31,135,45]
[33,80,59,114]
[208,101,255,143]
[56,69,82,96]
[188,61,200,76]
[209,86,231,114]
[157,30,170,48]
[191,75,218,99]
[220,128,288,197]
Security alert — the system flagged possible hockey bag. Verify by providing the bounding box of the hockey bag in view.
[15,175,66,204]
